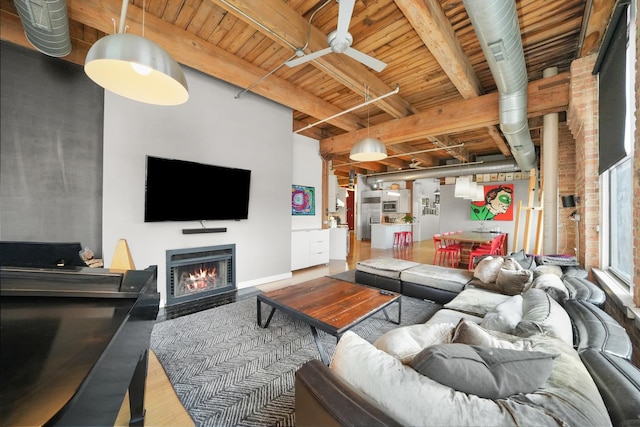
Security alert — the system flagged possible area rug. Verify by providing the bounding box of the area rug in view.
[150,293,440,427]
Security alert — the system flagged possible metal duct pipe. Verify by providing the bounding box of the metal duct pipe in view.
[13,0,71,57]
[365,158,520,185]
[462,0,537,172]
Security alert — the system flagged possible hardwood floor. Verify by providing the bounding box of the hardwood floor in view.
[115,236,436,426]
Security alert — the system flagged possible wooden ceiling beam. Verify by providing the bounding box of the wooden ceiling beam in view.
[395,0,513,161]
[58,0,365,133]
[394,0,482,99]
[210,0,416,119]
[578,0,617,56]
[320,72,570,155]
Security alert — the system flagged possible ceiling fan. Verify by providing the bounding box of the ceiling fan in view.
[409,158,423,168]
[285,0,387,72]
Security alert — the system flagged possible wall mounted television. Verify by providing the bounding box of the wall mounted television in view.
[144,156,251,222]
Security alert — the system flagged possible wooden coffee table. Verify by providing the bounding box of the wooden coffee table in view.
[256,276,401,365]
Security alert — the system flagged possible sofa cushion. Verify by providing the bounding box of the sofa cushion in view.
[355,257,420,279]
[530,273,569,302]
[410,343,557,399]
[562,276,606,306]
[443,288,510,317]
[515,288,573,346]
[374,322,453,364]
[561,266,588,279]
[480,295,523,334]
[426,308,483,327]
[495,258,533,295]
[330,329,611,427]
[563,299,632,358]
[473,256,504,284]
[400,264,473,293]
[533,264,564,278]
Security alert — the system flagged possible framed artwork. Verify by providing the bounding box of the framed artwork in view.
[470,184,514,221]
[292,185,315,215]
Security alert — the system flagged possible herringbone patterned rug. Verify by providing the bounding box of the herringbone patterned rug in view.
[151,291,439,427]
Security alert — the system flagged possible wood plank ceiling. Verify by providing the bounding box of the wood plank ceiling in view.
[0,0,615,185]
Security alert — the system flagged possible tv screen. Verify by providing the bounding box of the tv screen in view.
[144,156,251,222]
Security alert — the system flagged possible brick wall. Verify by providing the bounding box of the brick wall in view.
[557,122,577,254]
[567,54,599,274]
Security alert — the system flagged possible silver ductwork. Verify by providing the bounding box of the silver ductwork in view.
[13,0,71,57]
[462,0,537,172]
[365,159,520,185]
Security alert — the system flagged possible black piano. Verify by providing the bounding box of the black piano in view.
[0,263,160,426]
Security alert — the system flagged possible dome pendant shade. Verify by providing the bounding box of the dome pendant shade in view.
[350,137,388,161]
[85,33,188,106]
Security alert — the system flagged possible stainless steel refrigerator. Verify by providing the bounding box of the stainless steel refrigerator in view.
[359,190,382,240]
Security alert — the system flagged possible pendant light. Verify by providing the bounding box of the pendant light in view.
[350,86,387,161]
[84,0,188,106]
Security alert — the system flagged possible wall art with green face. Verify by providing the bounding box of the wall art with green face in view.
[470,184,514,221]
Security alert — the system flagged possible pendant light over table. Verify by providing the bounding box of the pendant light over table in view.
[84,0,189,106]
[350,85,387,161]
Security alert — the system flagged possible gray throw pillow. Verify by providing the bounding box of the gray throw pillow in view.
[496,259,533,295]
[410,343,557,399]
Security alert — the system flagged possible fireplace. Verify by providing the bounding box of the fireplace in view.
[165,244,236,307]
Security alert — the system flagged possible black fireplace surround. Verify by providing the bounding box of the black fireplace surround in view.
[165,244,237,308]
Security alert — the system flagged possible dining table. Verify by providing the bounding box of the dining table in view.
[448,231,507,266]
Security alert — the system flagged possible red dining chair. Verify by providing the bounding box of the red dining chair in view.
[468,235,502,270]
[445,231,463,259]
[433,234,459,268]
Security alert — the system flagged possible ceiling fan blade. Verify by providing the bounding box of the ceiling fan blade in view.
[285,47,332,68]
[344,47,387,72]
[335,0,356,40]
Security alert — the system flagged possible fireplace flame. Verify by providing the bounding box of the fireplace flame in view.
[185,267,216,290]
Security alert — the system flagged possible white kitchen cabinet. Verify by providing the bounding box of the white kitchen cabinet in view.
[329,227,349,260]
[291,229,330,270]
[398,189,411,213]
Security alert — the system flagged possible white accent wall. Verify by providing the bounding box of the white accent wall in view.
[291,134,323,231]
[103,67,295,307]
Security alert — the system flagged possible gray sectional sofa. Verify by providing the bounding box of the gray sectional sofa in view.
[295,255,640,427]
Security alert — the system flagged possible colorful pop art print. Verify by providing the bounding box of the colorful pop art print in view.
[292,185,315,215]
[470,184,514,221]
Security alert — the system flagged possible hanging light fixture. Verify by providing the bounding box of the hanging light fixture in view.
[84,0,189,106]
[454,175,471,198]
[350,85,387,161]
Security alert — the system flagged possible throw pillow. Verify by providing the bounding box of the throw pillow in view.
[473,256,505,284]
[410,343,557,399]
[373,322,453,364]
[530,274,569,302]
[480,295,524,334]
[443,288,510,317]
[496,259,533,295]
[515,288,573,345]
[451,319,532,350]
[509,249,536,270]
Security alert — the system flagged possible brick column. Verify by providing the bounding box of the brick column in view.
[567,54,599,273]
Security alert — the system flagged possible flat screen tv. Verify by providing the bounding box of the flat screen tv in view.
[144,156,251,222]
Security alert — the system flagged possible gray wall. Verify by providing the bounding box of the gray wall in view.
[103,66,294,306]
[0,42,104,254]
[1,42,299,307]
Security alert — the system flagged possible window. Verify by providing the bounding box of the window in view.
[598,0,635,291]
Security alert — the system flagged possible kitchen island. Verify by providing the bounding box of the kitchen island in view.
[371,223,412,249]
